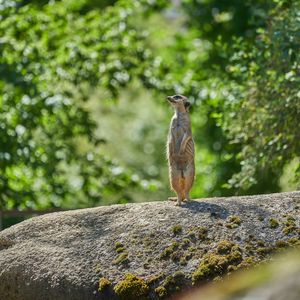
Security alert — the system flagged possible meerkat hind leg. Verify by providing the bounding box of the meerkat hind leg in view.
[175,193,183,206]
[183,192,191,202]
[175,199,182,206]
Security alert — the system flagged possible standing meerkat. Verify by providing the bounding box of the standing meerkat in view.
[166,94,195,206]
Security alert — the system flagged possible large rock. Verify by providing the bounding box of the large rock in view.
[0,192,299,300]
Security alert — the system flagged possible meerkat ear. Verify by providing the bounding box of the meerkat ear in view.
[184,101,191,111]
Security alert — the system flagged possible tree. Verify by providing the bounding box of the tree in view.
[0,0,166,209]
[224,0,300,191]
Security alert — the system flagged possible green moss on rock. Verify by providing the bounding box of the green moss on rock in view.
[283,216,297,235]
[187,231,196,240]
[147,273,164,285]
[143,236,156,247]
[188,246,196,253]
[112,252,129,265]
[170,251,181,262]
[115,241,124,248]
[283,226,296,235]
[182,238,191,247]
[227,265,237,272]
[115,241,127,253]
[192,253,223,284]
[244,243,255,254]
[172,225,182,235]
[269,218,279,229]
[155,286,167,298]
[116,246,125,253]
[197,226,208,240]
[0,238,14,250]
[257,247,273,256]
[229,215,242,224]
[237,256,256,269]
[160,242,180,259]
[187,226,208,241]
[192,242,243,284]
[217,240,234,254]
[179,257,187,266]
[256,240,265,247]
[98,277,111,292]
[114,273,149,300]
[227,248,243,265]
[161,271,187,296]
[226,215,242,229]
[288,237,300,246]
[275,240,288,248]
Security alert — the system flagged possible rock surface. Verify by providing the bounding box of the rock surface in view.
[0,191,299,300]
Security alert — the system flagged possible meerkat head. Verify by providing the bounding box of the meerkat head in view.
[166,94,191,112]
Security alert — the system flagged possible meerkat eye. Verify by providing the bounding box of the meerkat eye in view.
[173,95,181,100]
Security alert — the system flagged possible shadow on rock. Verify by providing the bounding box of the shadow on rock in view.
[183,200,229,219]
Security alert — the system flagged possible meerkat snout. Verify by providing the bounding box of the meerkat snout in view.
[166,94,195,206]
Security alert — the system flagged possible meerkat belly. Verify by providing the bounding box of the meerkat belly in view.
[170,136,194,166]
[170,157,194,174]
[174,129,185,152]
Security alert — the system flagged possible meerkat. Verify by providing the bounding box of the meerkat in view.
[166,94,195,206]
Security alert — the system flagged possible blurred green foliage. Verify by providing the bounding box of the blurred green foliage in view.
[0,0,167,209]
[224,1,300,191]
[0,0,299,210]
